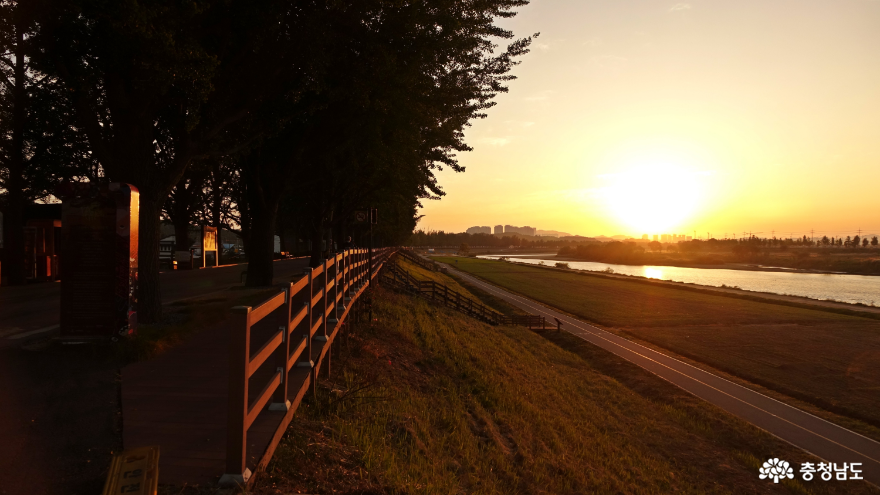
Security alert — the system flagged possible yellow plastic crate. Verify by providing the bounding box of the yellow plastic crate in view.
[102,446,159,495]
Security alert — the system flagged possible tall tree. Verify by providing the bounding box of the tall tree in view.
[34,0,321,320]
[1,1,97,284]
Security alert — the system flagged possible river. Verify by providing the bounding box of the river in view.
[475,254,880,307]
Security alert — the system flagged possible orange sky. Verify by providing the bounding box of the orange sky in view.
[418,0,880,239]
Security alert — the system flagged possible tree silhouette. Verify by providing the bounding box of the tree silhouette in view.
[1,1,98,284]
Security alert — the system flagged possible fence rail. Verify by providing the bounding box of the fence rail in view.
[383,255,547,329]
[221,247,395,486]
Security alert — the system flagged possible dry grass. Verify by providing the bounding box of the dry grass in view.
[434,256,880,430]
[250,279,877,494]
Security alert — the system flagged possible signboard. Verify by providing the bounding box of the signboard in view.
[102,446,159,495]
[354,210,368,223]
[57,182,138,340]
[200,225,219,268]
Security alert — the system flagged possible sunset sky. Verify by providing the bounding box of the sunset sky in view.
[418,0,880,239]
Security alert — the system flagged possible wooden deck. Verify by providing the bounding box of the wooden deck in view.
[122,308,316,485]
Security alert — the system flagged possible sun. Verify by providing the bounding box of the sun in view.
[598,160,704,235]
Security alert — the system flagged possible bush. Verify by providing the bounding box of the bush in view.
[555,262,570,269]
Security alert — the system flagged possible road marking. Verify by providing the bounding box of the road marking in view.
[445,264,880,484]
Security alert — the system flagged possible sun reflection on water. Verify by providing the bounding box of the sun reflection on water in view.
[644,267,664,280]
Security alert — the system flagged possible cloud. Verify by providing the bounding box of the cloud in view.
[478,137,512,147]
[534,43,551,51]
[524,90,554,102]
[669,3,691,11]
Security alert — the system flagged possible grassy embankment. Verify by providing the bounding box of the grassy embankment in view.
[433,256,880,435]
[248,258,876,494]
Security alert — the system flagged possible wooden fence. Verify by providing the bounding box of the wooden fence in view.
[221,247,395,486]
[383,255,547,329]
[396,249,441,271]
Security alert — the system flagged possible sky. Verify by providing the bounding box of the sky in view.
[417,0,880,239]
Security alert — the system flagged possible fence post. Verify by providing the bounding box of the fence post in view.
[298,268,315,392]
[270,285,291,411]
[221,306,252,486]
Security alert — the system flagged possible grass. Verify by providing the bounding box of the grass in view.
[251,278,877,494]
[433,256,880,430]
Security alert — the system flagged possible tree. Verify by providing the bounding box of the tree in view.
[33,0,324,320]
[1,1,97,284]
[872,236,878,247]
[254,0,535,277]
[649,240,662,253]
[853,235,861,248]
[863,237,869,248]
[459,243,470,255]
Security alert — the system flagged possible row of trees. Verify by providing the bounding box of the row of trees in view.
[638,236,880,254]
[0,0,535,322]
[408,229,591,249]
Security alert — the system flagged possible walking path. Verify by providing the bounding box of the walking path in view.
[0,258,310,494]
[0,258,309,346]
[446,264,880,487]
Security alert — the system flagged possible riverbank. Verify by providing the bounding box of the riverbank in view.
[433,256,880,439]
[510,253,856,275]
[473,252,880,308]
[252,261,872,494]
[486,258,880,315]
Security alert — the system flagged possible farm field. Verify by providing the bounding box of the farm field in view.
[432,256,880,429]
[248,263,875,494]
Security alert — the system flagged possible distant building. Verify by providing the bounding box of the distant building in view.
[494,225,503,235]
[466,226,491,235]
[503,225,536,236]
[653,234,658,241]
[641,234,649,240]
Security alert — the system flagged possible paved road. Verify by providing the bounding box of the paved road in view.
[446,263,880,487]
[0,258,311,344]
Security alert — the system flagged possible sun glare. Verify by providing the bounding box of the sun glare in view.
[596,149,707,234]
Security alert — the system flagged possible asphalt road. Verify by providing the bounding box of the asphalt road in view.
[445,263,880,487]
[0,258,311,344]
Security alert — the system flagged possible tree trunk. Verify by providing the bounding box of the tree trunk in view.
[308,219,324,268]
[245,198,278,287]
[138,195,163,323]
[172,188,192,252]
[3,24,27,285]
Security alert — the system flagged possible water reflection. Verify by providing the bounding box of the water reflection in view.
[476,255,880,306]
